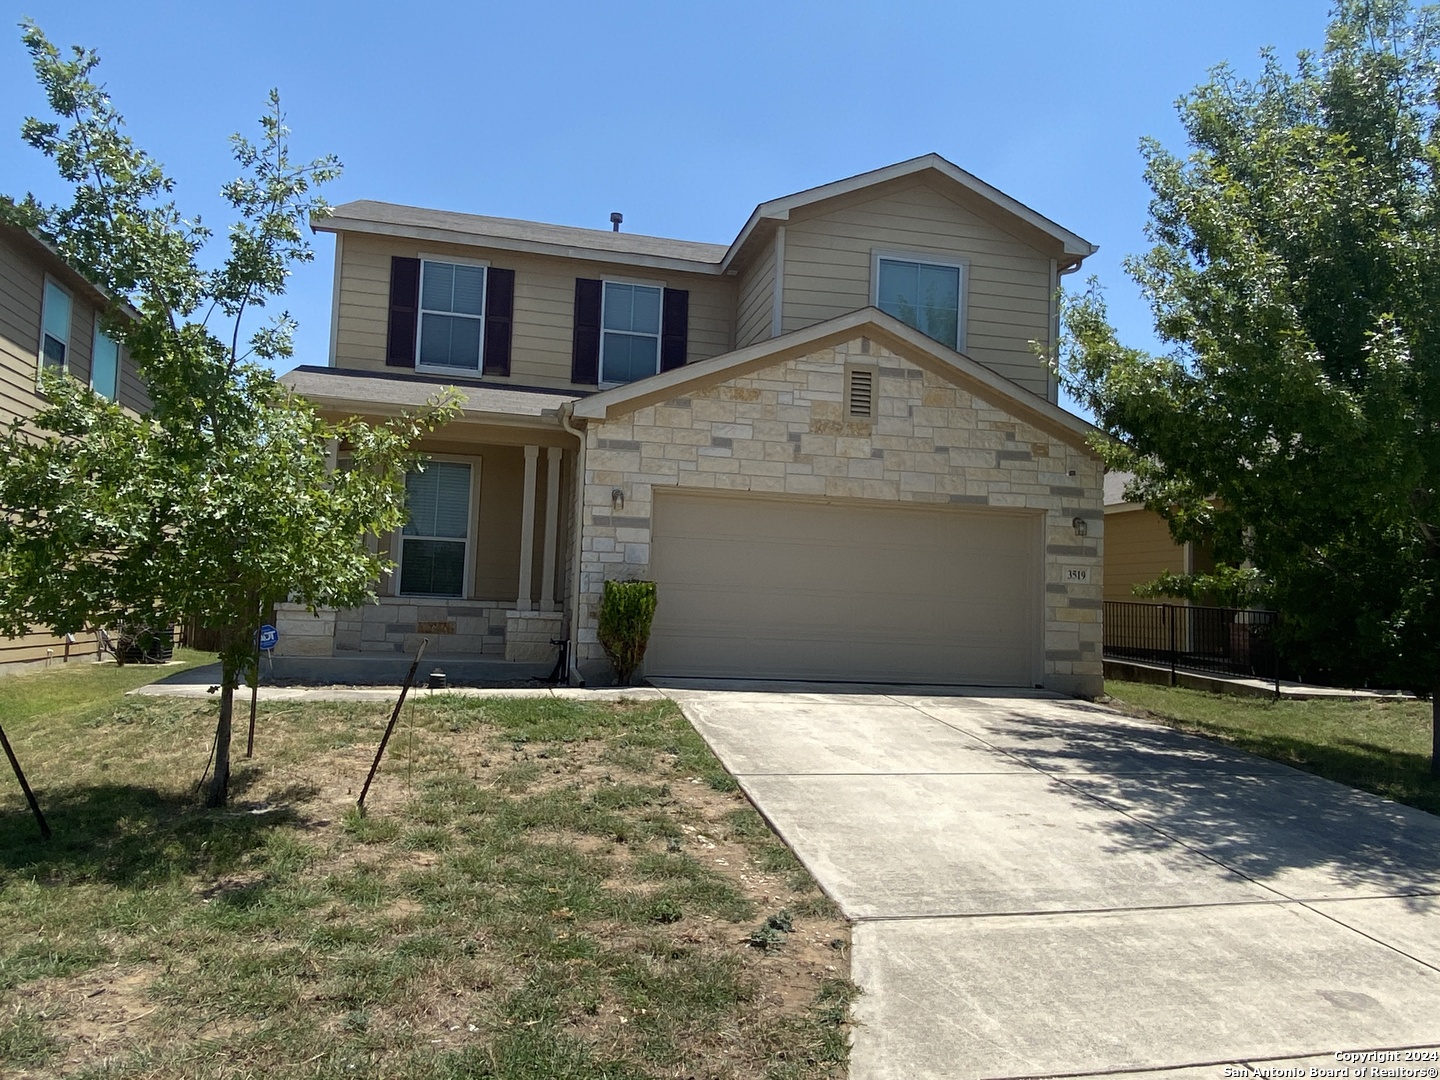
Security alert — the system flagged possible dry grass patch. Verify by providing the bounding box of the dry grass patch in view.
[0,677,852,1079]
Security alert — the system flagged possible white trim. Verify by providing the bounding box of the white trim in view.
[771,226,785,339]
[1047,258,1059,405]
[542,446,562,612]
[396,455,479,599]
[327,232,344,367]
[414,256,490,377]
[89,314,121,401]
[598,272,666,290]
[37,274,72,383]
[598,279,664,388]
[870,249,969,353]
[517,445,539,611]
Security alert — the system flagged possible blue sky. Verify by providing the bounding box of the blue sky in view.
[1,1,1330,413]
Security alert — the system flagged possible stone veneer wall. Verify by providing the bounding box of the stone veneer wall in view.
[575,336,1105,696]
[504,611,565,663]
[331,598,510,657]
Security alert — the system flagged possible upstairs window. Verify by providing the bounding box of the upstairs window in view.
[40,278,71,373]
[600,282,663,385]
[417,260,487,371]
[874,255,964,352]
[570,278,688,386]
[92,319,120,401]
[399,461,472,597]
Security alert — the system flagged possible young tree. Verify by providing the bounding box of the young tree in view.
[0,25,458,806]
[1060,0,1440,768]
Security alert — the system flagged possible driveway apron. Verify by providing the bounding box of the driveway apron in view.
[659,681,1440,1080]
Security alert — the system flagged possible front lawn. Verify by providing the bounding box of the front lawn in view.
[0,664,852,1078]
[1104,680,1440,815]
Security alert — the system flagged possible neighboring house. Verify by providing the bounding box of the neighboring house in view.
[0,223,147,665]
[1102,471,1215,603]
[279,154,1106,695]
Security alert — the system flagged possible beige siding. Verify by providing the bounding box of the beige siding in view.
[333,234,736,390]
[0,235,147,426]
[779,177,1055,396]
[0,628,102,666]
[734,240,776,348]
[1104,508,1187,602]
[0,232,148,665]
[0,236,51,427]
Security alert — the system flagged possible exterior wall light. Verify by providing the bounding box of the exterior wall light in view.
[1072,516,1088,537]
[611,488,625,511]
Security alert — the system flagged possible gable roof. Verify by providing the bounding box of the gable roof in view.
[570,307,1102,456]
[720,154,1098,273]
[316,153,1096,276]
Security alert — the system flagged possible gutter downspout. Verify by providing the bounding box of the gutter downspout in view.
[558,401,587,687]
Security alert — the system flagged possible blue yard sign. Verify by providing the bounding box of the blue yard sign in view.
[257,624,279,652]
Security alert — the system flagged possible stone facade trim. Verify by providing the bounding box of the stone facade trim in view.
[573,333,1104,696]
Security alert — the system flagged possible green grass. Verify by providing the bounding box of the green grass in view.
[1105,680,1440,814]
[0,648,211,727]
[0,664,852,1079]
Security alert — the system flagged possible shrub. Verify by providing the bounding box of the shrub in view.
[597,579,657,685]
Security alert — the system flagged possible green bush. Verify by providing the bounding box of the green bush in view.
[596,579,657,685]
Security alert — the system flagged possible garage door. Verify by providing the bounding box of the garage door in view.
[646,491,1041,685]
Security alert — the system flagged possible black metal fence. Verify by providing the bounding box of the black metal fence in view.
[1104,601,1279,685]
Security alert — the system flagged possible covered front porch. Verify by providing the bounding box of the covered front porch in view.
[275,367,581,665]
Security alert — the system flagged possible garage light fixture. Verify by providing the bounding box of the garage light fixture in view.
[1072,517,1088,537]
[611,488,625,511]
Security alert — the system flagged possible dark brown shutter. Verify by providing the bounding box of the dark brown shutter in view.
[385,256,420,367]
[660,288,689,371]
[483,267,515,376]
[571,278,602,385]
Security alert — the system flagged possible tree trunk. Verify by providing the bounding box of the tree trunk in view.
[206,656,236,808]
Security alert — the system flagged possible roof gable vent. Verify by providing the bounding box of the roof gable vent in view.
[845,365,877,420]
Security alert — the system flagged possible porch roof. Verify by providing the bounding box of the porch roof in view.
[281,366,580,428]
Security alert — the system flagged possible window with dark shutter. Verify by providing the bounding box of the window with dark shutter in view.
[571,278,603,385]
[483,267,515,376]
[386,256,421,367]
[660,288,689,371]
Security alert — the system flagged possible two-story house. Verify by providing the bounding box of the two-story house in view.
[279,154,1106,695]
[0,223,147,665]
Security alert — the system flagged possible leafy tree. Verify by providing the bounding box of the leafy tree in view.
[0,25,457,806]
[1059,0,1440,768]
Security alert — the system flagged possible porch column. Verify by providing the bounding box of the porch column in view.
[517,444,539,611]
[541,447,562,612]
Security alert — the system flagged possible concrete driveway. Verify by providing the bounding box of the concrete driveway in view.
[658,681,1440,1080]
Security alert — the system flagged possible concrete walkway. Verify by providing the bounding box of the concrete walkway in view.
[657,679,1440,1080]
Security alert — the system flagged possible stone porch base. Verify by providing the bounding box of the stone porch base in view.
[504,610,564,663]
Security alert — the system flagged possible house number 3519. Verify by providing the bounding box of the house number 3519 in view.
[1064,567,1090,583]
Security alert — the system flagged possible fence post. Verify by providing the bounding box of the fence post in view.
[1167,604,1177,686]
[1273,613,1281,700]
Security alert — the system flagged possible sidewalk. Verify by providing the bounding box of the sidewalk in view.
[1103,657,1413,701]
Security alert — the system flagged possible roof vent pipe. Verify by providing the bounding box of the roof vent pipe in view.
[609,212,623,232]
